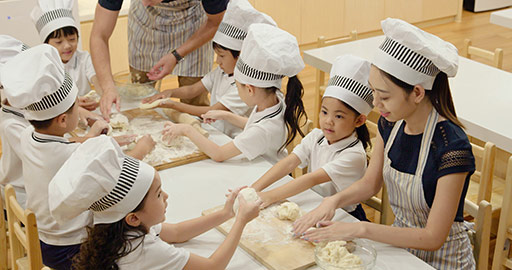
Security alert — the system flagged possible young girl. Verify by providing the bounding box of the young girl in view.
[48,136,261,270]
[163,23,307,164]
[142,0,275,138]
[251,55,373,221]
[31,0,103,111]
[294,18,476,269]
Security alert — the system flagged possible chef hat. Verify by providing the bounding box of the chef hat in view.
[234,23,304,89]
[31,0,77,42]
[49,136,155,225]
[323,55,374,116]
[373,18,459,90]
[0,44,78,120]
[0,35,29,101]
[212,0,277,51]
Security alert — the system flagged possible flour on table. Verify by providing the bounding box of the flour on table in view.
[317,241,362,269]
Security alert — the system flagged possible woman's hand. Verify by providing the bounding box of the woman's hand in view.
[300,221,364,243]
[292,196,338,237]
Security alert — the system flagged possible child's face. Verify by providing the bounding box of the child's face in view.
[135,172,168,228]
[47,33,78,64]
[214,47,237,75]
[319,97,363,144]
[235,80,252,106]
[369,65,417,122]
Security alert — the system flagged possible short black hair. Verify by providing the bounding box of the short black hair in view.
[28,101,76,130]
[212,42,240,59]
[44,26,79,44]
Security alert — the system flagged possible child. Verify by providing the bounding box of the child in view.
[294,18,476,269]
[48,135,261,270]
[31,0,102,110]
[0,44,155,270]
[163,23,307,165]
[0,35,30,208]
[252,55,373,221]
[142,0,275,138]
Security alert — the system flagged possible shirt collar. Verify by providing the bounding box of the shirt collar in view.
[1,103,25,118]
[32,130,73,144]
[319,131,358,150]
[252,92,284,124]
[64,52,78,69]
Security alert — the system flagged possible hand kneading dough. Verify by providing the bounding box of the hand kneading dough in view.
[277,201,301,221]
[233,188,260,214]
[317,241,362,268]
[161,134,186,147]
[162,108,209,137]
[139,98,172,110]
[109,113,129,130]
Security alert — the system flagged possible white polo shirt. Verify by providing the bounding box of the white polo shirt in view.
[201,67,251,138]
[233,92,287,164]
[65,50,96,97]
[117,223,190,270]
[20,126,92,245]
[292,129,367,212]
[0,105,29,208]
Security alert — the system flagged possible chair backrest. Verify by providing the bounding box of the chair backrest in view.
[492,156,512,270]
[470,142,496,204]
[317,30,358,48]
[465,199,492,270]
[5,185,44,270]
[462,38,504,69]
[0,190,8,270]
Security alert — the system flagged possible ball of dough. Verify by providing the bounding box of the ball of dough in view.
[110,113,129,130]
[233,188,260,214]
[317,241,362,268]
[276,201,301,221]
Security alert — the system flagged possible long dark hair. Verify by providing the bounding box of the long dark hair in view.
[72,195,149,270]
[44,26,79,43]
[380,70,464,128]
[263,76,307,152]
[340,100,372,150]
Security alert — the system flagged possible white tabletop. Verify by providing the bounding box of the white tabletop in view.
[154,122,434,269]
[490,8,512,28]
[304,35,512,153]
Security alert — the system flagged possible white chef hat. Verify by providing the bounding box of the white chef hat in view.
[212,0,277,51]
[234,23,304,89]
[323,55,374,116]
[0,44,78,120]
[0,35,29,102]
[373,18,459,90]
[31,0,77,42]
[49,135,155,225]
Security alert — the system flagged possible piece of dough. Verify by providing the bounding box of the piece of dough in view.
[110,113,129,130]
[162,108,209,137]
[139,98,172,110]
[276,201,301,221]
[233,188,260,214]
[83,90,100,103]
[317,241,362,268]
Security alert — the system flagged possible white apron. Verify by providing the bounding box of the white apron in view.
[128,0,214,77]
[383,109,475,270]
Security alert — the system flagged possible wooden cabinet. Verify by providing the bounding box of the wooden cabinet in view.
[252,0,301,42]
[80,16,129,74]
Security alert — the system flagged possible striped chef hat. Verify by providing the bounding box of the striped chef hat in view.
[31,0,77,42]
[373,18,459,90]
[49,136,155,225]
[0,44,78,120]
[323,55,374,116]
[234,23,304,89]
[212,0,276,51]
[0,35,29,101]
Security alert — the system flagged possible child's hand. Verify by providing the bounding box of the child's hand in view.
[113,134,137,146]
[88,119,109,137]
[257,191,275,209]
[142,90,172,104]
[236,196,262,224]
[223,186,247,218]
[78,96,99,110]
[201,110,226,124]
[135,134,156,156]
[163,122,192,138]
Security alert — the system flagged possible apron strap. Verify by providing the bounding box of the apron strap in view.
[415,108,439,176]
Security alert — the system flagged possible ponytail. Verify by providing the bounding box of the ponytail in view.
[380,70,464,128]
[281,76,307,151]
[341,101,372,151]
[73,196,148,270]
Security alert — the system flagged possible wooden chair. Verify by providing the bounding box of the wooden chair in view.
[462,38,504,69]
[313,31,358,128]
[466,142,497,208]
[1,190,8,270]
[286,119,314,178]
[465,199,492,270]
[492,156,512,270]
[5,185,46,270]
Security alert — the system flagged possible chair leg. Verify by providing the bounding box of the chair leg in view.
[314,69,325,128]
